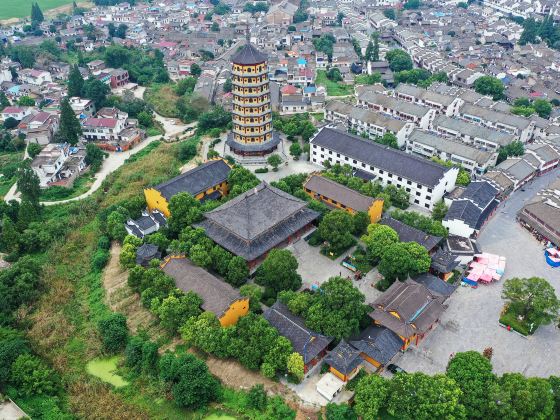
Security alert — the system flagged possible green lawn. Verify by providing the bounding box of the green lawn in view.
[0,0,75,20]
[499,306,530,336]
[39,173,96,202]
[316,70,354,96]
[86,357,130,388]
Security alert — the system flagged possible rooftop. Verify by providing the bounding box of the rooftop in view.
[232,42,268,65]
[153,159,231,201]
[311,127,452,188]
[162,257,245,318]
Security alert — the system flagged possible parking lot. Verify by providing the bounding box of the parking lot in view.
[393,170,560,377]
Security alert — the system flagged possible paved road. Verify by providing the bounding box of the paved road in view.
[393,169,560,378]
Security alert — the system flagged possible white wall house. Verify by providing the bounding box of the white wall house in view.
[310,127,458,210]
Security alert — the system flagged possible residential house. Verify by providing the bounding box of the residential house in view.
[266,0,298,26]
[125,210,167,238]
[310,127,459,210]
[162,256,249,327]
[431,115,517,150]
[135,243,161,267]
[357,91,436,129]
[394,84,463,117]
[19,69,52,86]
[144,159,231,217]
[82,117,126,141]
[458,103,535,143]
[405,129,498,176]
[443,180,500,238]
[518,177,560,247]
[1,106,33,121]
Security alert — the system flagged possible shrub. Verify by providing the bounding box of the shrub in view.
[97,313,129,353]
[255,167,269,173]
[92,249,110,272]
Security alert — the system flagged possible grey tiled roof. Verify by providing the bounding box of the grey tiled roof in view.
[381,217,442,251]
[433,115,515,147]
[232,43,267,65]
[408,129,495,165]
[154,159,231,201]
[412,273,457,299]
[311,127,451,187]
[162,257,244,317]
[304,175,378,212]
[350,325,402,365]
[458,181,498,209]
[324,340,363,375]
[359,92,432,118]
[196,182,320,261]
[263,301,333,365]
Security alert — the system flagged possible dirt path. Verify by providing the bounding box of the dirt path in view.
[102,243,163,338]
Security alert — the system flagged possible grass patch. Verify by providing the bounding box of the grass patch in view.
[499,306,530,336]
[316,70,354,96]
[87,357,130,388]
[0,151,22,199]
[0,0,75,20]
[310,112,324,122]
[39,173,95,201]
[144,83,180,118]
[344,247,373,273]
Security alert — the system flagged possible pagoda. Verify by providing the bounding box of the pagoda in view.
[226,43,280,157]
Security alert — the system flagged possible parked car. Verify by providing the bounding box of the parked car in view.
[387,364,406,374]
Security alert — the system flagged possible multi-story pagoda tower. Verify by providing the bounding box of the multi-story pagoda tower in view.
[226,42,280,157]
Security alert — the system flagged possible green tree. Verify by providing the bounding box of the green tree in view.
[116,23,128,38]
[354,374,388,419]
[31,2,44,22]
[386,372,466,420]
[226,256,249,287]
[372,34,380,61]
[286,352,304,381]
[158,352,221,409]
[58,98,82,145]
[267,154,282,171]
[378,241,431,283]
[376,132,398,149]
[474,76,505,100]
[239,284,263,312]
[247,384,267,411]
[17,162,41,205]
[502,277,560,329]
[3,117,18,129]
[289,142,302,159]
[0,215,18,253]
[266,395,296,419]
[85,143,105,171]
[403,0,420,9]
[447,351,496,419]
[0,92,10,111]
[0,328,30,388]
[497,140,524,164]
[168,193,202,236]
[255,249,301,297]
[190,63,202,77]
[67,64,84,97]
[209,245,233,276]
[97,313,129,353]
[385,49,413,72]
[383,8,396,20]
[306,276,367,339]
[488,373,554,420]
[361,224,399,263]
[10,354,59,397]
[81,77,110,109]
[326,67,342,82]
[190,243,212,268]
[325,403,357,420]
[432,200,448,221]
[18,96,35,106]
[318,210,355,253]
[27,142,42,159]
[107,210,128,242]
[153,291,203,334]
[533,99,552,119]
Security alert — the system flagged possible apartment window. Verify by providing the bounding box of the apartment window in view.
[428,188,432,193]
[361,163,365,168]
[406,188,411,192]
[416,192,421,196]
[345,157,349,161]
[414,199,419,204]
[387,180,392,185]
[426,196,431,201]
[337,153,340,158]
[398,177,402,181]
[379,169,384,174]
[407,180,412,185]
[353,159,357,164]
[425,204,430,209]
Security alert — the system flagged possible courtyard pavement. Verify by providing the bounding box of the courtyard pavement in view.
[393,170,560,377]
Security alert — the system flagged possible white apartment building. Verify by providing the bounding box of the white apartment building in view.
[310,127,458,210]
